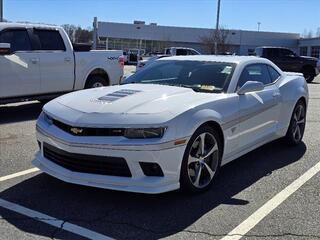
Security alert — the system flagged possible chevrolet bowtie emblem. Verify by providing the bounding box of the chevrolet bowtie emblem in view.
[70,127,83,134]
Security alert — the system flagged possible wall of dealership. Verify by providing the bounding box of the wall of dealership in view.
[299,37,320,58]
[96,20,300,55]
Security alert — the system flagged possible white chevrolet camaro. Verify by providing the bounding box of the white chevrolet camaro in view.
[34,55,308,194]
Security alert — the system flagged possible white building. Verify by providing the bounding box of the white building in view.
[96,20,299,55]
[95,19,320,58]
[299,37,320,58]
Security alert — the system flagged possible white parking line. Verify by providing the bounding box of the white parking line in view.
[0,198,113,240]
[0,168,39,182]
[221,160,320,240]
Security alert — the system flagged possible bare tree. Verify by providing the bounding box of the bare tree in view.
[61,24,93,43]
[302,29,308,38]
[199,26,230,54]
[61,24,77,42]
[316,27,320,37]
[307,30,313,38]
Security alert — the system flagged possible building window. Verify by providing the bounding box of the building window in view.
[311,46,320,58]
[300,47,308,56]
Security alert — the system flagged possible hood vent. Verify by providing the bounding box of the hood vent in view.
[97,89,142,103]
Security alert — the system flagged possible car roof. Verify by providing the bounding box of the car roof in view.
[257,46,291,50]
[158,55,267,64]
[0,22,62,31]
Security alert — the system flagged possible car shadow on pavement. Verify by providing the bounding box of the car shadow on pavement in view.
[0,140,306,239]
[0,101,43,124]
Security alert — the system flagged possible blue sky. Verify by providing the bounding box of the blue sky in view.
[3,0,320,35]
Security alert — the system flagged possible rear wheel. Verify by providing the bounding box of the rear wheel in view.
[180,125,222,193]
[302,67,315,83]
[285,100,306,145]
[85,75,108,89]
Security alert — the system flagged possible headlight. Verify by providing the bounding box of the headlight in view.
[42,111,53,125]
[124,127,166,139]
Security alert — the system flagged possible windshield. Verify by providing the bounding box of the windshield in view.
[125,60,236,93]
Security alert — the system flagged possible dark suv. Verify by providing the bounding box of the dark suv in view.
[255,47,319,82]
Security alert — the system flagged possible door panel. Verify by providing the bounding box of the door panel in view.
[237,85,281,151]
[235,63,281,151]
[0,28,41,98]
[32,29,74,93]
[0,52,41,98]
[38,51,74,93]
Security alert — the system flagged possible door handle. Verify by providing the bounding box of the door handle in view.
[64,57,72,62]
[31,58,39,64]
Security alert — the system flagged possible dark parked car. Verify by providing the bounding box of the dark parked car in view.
[255,47,319,82]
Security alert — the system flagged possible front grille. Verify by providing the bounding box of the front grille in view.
[43,143,132,177]
[52,118,125,137]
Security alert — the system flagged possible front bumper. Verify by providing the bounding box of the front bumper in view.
[34,126,187,194]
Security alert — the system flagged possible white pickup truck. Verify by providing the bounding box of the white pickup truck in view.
[0,23,124,104]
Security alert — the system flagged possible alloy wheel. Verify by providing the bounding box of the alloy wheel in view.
[187,132,219,189]
[292,104,306,142]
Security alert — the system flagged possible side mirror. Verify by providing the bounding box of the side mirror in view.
[0,43,11,55]
[237,81,264,95]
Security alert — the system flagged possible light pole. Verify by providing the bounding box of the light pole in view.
[136,26,142,60]
[257,22,261,32]
[92,17,98,50]
[214,0,221,55]
[0,0,3,22]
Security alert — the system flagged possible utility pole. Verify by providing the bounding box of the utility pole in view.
[214,0,221,55]
[93,17,98,50]
[257,22,261,32]
[0,0,3,22]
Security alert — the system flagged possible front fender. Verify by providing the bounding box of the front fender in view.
[172,108,223,140]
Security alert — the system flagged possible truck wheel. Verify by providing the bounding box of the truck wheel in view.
[85,75,108,89]
[302,67,315,83]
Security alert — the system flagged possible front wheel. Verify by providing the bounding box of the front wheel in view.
[285,100,306,145]
[180,125,222,193]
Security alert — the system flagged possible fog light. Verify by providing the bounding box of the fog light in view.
[139,162,164,177]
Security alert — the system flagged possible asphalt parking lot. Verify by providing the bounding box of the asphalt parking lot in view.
[0,70,320,240]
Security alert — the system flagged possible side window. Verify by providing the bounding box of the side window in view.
[264,48,279,58]
[165,48,171,55]
[176,49,188,56]
[267,65,281,82]
[190,50,198,55]
[0,29,32,52]
[280,49,295,57]
[238,64,272,88]
[33,29,66,51]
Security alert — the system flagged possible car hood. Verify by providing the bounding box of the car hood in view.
[44,84,223,126]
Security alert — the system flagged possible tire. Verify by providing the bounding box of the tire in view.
[285,100,306,145]
[85,75,108,89]
[302,67,315,83]
[180,125,222,193]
